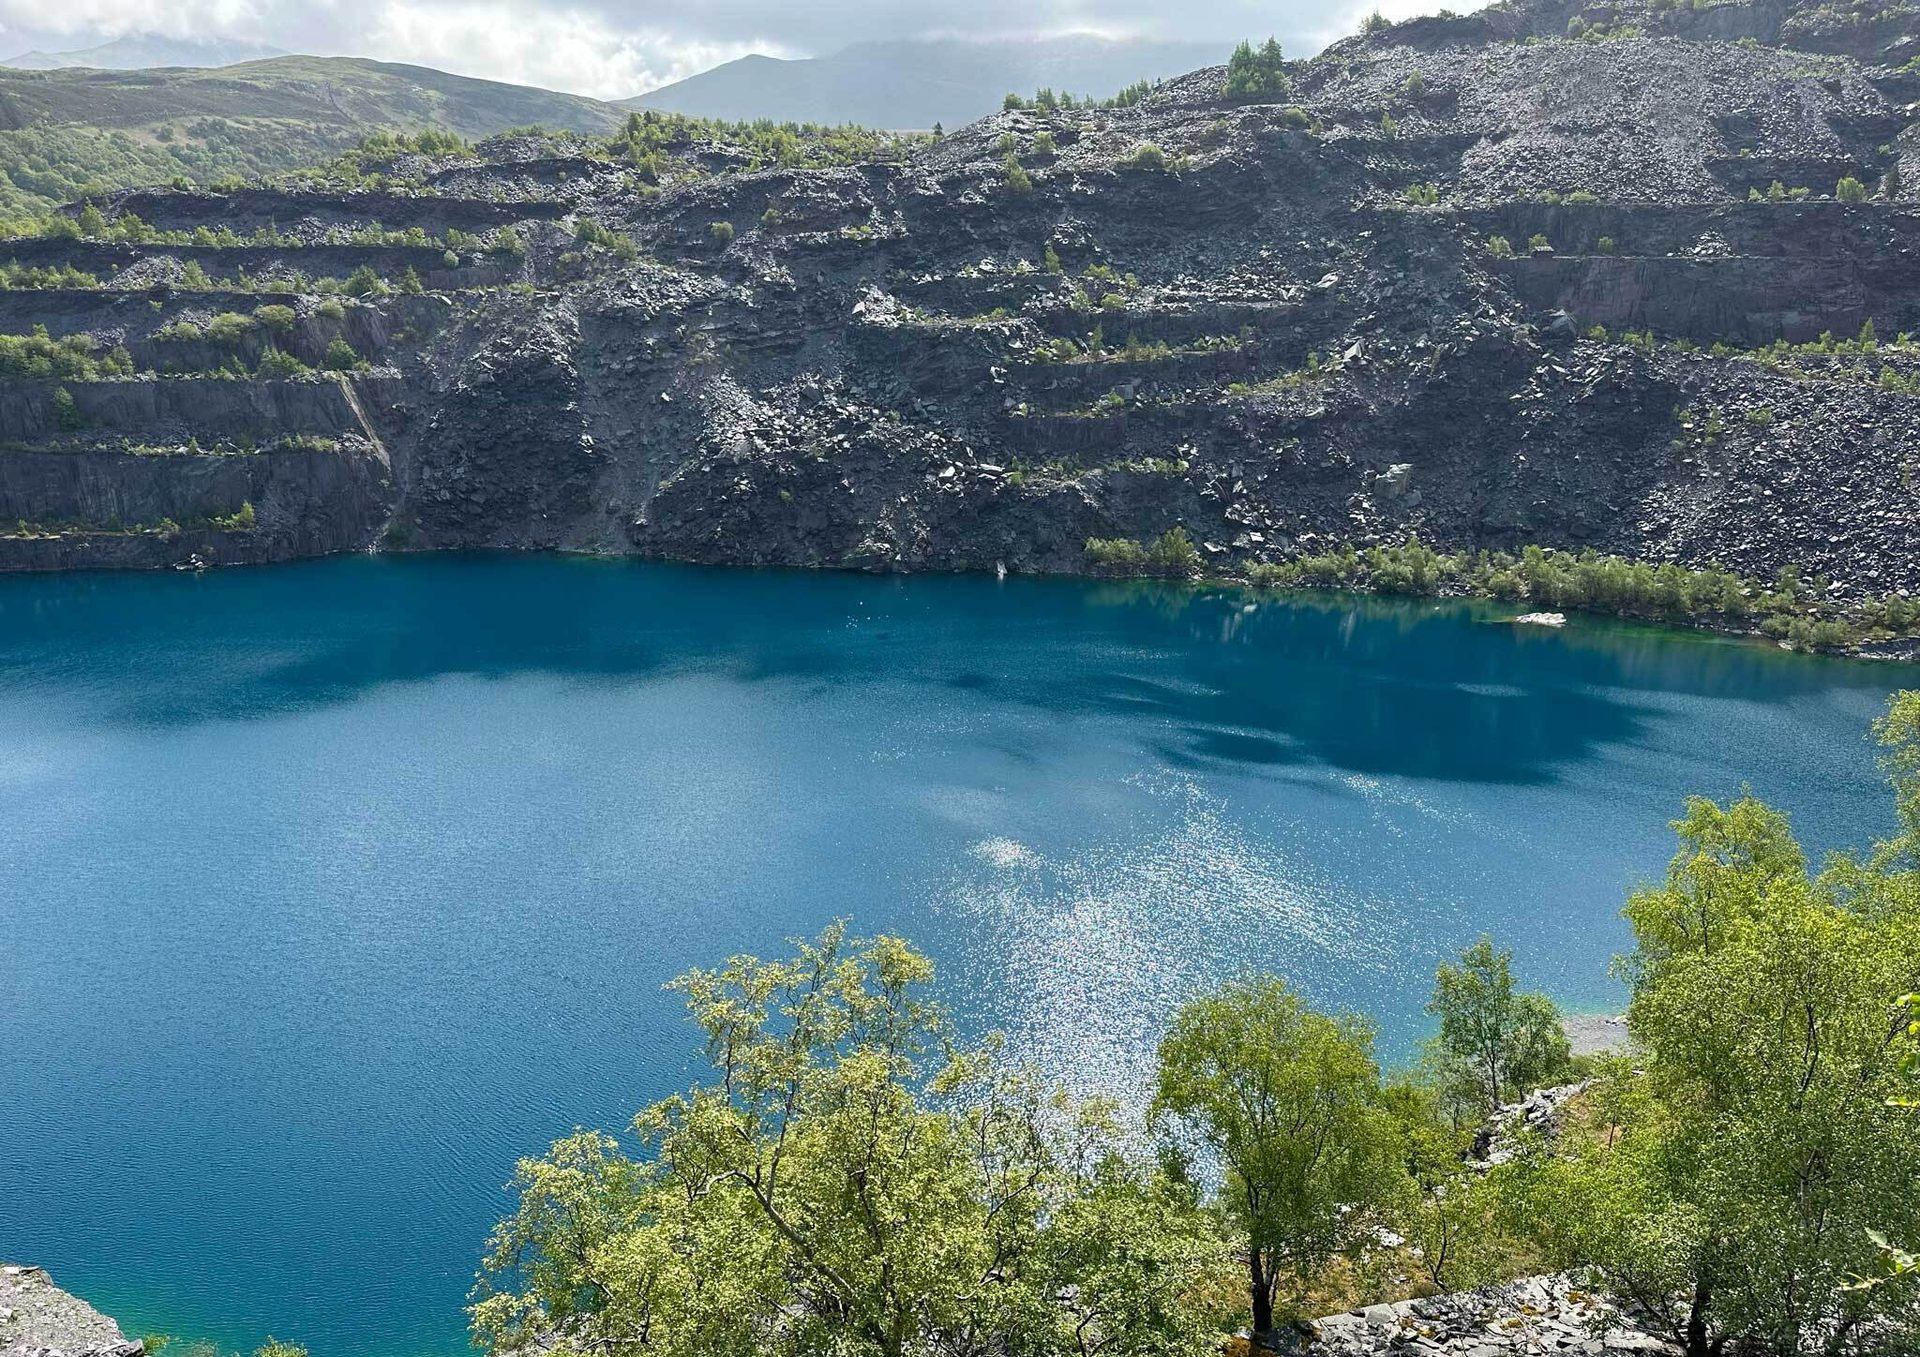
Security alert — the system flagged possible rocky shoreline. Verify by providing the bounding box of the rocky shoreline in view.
[0,1267,142,1357]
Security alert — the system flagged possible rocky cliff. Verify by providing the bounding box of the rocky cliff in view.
[0,1266,142,1357]
[2,0,1916,607]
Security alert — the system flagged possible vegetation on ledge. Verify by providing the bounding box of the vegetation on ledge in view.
[1084,534,1920,652]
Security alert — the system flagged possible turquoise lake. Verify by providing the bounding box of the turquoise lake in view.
[1,555,1914,1357]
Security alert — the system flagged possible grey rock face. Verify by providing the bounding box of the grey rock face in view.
[1297,1274,1679,1356]
[0,0,1915,600]
[0,1266,143,1357]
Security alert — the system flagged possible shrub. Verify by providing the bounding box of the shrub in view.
[1527,233,1552,252]
[1042,243,1062,273]
[314,299,346,321]
[343,264,384,297]
[1122,142,1168,171]
[254,348,310,379]
[1002,153,1033,193]
[1486,235,1514,257]
[203,312,255,345]
[254,304,296,334]
[1084,526,1201,576]
[321,339,361,372]
[1360,9,1390,33]
[1596,235,1616,253]
[709,220,735,244]
[1379,111,1399,136]
[212,501,256,531]
[1836,175,1868,203]
[1032,130,1056,157]
[51,385,82,430]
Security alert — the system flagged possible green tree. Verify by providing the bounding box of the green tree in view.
[1151,977,1403,1340]
[1836,175,1868,204]
[474,925,1232,1357]
[1426,937,1572,1111]
[1224,38,1290,100]
[1500,702,1920,1356]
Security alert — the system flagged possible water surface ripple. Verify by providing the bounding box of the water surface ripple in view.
[0,556,1912,1357]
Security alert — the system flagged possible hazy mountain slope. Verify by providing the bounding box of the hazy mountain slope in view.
[0,56,625,215]
[1,36,285,71]
[627,35,1221,129]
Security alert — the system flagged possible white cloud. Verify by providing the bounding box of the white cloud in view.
[363,1,774,98]
[0,0,1456,96]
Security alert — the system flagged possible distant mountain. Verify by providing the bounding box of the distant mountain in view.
[625,35,1224,130]
[1,35,285,70]
[0,55,626,215]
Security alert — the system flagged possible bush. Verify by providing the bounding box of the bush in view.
[51,385,82,430]
[1596,234,1616,253]
[203,312,255,345]
[254,349,310,378]
[709,220,734,244]
[1836,175,1868,203]
[254,304,295,334]
[321,339,362,372]
[1122,142,1168,171]
[212,501,256,531]
[343,264,384,298]
[314,299,346,321]
[1002,153,1033,193]
[1486,235,1514,257]
[1085,527,1201,576]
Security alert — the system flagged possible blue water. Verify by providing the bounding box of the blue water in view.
[1,556,1913,1357]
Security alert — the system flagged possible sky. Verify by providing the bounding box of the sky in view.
[0,0,1437,100]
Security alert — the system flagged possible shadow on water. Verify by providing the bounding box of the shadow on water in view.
[1,555,1912,785]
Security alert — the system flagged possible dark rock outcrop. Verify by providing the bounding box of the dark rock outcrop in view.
[2,0,1916,597]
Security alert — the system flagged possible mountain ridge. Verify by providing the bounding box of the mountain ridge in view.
[626,35,1224,129]
[1,35,285,71]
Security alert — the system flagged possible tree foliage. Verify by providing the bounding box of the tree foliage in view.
[473,925,1233,1357]
[1499,704,1920,1356]
[1150,977,1403,1337]
[1426,937,1571,1111]
[1224,39,1291,100]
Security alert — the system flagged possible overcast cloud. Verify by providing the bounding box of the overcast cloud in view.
[0,0,1439,99]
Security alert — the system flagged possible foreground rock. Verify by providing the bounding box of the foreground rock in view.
[0,1267,142,1357]
[1297,1275,1677,1355]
